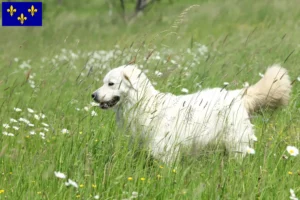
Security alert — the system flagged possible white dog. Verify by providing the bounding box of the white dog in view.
[92,64,291,163]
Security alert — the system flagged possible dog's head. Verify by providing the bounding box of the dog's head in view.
[92,65,142,109]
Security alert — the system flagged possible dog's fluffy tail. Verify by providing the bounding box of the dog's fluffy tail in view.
[243,64,292,114]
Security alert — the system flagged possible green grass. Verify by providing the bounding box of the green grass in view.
[0,0,300,199]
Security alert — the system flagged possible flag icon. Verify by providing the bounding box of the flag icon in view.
[2,2,42,26]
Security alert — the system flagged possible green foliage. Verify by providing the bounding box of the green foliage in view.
[0,0,300,199]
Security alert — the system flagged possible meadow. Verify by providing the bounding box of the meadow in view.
[0,0,300,199]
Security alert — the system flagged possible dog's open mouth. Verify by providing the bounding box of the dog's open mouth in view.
[99,96,120,109]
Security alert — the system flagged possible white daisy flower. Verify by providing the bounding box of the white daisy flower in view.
[27,108,35,113]
[39,132,45,137]
[246,147,255,154]
[297,76,300,82]
[286,146,299,156]
[91,110,98,117]
[84,106,89,111]
[12,126,19,130]
[155,70,163,77]
[3,132,14,136]
[41,122,49,127]
[259,72,264,78]
[65,179,78,188]
[40,113,46,119]
[19,118,30,124]
[34,114,40,120]
[243,82,249,87]
[181,88,189,94]
[75,108,80,111]
[290,188,298,200]
[90,102,99,107]
[29,131,36,135]
[223,82,229,86]
[3,124,10,129]
[132,191,138,198]
[61,129,69,134]
[94,195,100,199]
[14,107,22,112]
[54,171,66,179]
[10,118,18,123]
[43,128,49,132]
[28,123,34,127]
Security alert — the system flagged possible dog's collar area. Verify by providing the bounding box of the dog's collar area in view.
[99,96,120,109]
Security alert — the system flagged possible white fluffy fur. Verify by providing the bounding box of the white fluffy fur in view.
[92,64,291,163]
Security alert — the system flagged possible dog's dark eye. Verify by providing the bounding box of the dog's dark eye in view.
[108,82,114,86]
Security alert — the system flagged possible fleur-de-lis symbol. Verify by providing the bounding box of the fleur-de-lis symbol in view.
[17,13,27,24]
[7,5,16,16]
[28,5,38,16]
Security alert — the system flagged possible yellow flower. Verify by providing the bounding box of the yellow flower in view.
[172,169,176,173]
[92,184,96,188]
[140,177,146,181]
[9,172,12,175]
[37,191,42,195]
[128,177,133,181]
[288,171,293,175]
[159,166,164,169]
[79,184,84,188]
[0,190,4,194]
[95,139,98,142]
[79,131,83,135]
[76,194,80,198]
[157,174,162,179]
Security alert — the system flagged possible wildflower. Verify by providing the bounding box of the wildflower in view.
[2,132,14,136]
[288,171,293,175]
[3,124,10,129]
[41,122,49,127]
[65,179,78,188]
[12,126,19,130]
[94,195,100,199]
[140,177,146,181]
[243,82,249,87]
[157,174,162,179]
[79,184,84,188]
[34,114,40,120]
[90,102,99,107]
[28,123,34,127]
[14,107,22,112]
[155,70,163,77]
[172,169,176,173]
[297,76,300,82]
[246,147,255,154]
[159,166,164,169]
[91,110,98,116]
[43,128,49,132]
[37,191,42,195]
[79,131,83,135]
[29,131,36,135]
[54,171,66,179]
[132,191,138,198]
[92,184,96,188]
[287,146,299,156]
[76,194,80,198]
[0,190,4,194]
[61,129,69,134]
[290,189,298,200]
[223,82,229,86]
[259,72,264,77]
[181,88,189,94]
[40,113,46,119]
[128,177,133,181]
[19,118,30,124]
[27,108,35,113]
[10,118,18,123]
[84,106,89,111]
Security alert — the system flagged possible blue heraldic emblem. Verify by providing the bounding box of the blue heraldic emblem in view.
[2,2,42,26]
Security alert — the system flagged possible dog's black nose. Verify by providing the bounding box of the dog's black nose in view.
[91,93,97,100]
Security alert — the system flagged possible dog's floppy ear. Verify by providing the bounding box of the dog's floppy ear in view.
[122,72,137,91]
